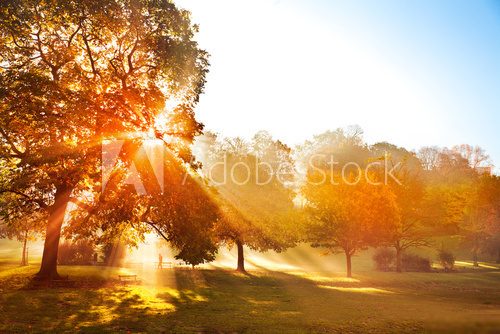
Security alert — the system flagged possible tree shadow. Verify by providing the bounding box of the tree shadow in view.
[1,267,500,333]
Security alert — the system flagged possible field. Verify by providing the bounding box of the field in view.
[0,259,499,333]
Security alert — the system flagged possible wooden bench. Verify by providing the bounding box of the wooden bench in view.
[119,274,139,284]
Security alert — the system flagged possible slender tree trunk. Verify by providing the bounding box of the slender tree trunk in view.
[35,185,72,280]
[20,230,28,266]
[496,247,500,264]
[345,251,352,278]
[395,247,402,273]
[472,235,479,267]
[236,240,245,272]
[472,249,479,267]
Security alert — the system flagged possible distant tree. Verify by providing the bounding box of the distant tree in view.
[199,133,297,272]
[418,146,441,171]
[434,148,477,182]
[419,146,498,267]
[101,242,127,267]
[58,240,95,265]
[294,127,367,181]
[0,217,44,266]
[0,162,46,265]
[371,142,430,272]
[418,147,476,235]
[484,233,500,263]
[303,171,399,277]
[0,0,209,280]
[461,175,500,266]
[297,127,399,277]
[452,144,491,169]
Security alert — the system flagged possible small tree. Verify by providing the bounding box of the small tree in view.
[58,240,95,265]
[198,133,297,272]
[0,169,45,266]
[102,242,127,267]
[371,143,431,272]
[461,175,500,266]
[304,171,399,278]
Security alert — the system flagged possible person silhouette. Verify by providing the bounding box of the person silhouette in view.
[158,253,163,269]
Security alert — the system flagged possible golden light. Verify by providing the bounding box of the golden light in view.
[318,285,395,294]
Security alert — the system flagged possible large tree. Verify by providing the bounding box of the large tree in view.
[0,0,208,279]
[65,146,222,268]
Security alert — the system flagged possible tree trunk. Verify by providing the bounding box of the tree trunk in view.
[20,230,28,266]
[472,249,479,267]
[472,236,479,267]
[345,251,352,278]
[395,247,402,273]
[35,185,72,280]
[496,247,500,264]
[236,240,245,272]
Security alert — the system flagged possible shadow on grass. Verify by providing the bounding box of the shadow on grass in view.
[1,266,500,333]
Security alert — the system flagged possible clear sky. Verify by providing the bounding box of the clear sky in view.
[176,0,500,172]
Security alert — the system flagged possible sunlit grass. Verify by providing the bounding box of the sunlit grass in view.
[0,261,499,333]
[318,285,395,294]
[455,261,500,270]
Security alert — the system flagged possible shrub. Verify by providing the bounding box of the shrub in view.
[373,248,395,271]
[58,240,95,265]
[438,249,455,271]
[402,253,431,272]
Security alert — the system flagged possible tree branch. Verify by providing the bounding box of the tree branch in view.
[0,128,24,157]
[0,189,47,209]
[144,221,170,241]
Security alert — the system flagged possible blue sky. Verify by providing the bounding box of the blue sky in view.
[178,0,500,172]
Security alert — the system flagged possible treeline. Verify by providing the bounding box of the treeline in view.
[193,128,500,276]
[1,127,499,278]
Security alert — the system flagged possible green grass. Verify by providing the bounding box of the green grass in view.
[0,261,499,333]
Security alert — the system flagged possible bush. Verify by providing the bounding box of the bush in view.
[58,240,95,265]
[402,253,431,272]
[373,248,395,271]
[438,249,455,271]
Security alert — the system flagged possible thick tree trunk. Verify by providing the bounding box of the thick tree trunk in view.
[20,230,28,266]
[345,251,352,278]
[236,240,245,272]
[395,247,402,273]
[35,185,72,280]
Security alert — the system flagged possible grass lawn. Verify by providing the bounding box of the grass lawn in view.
[0,261,499,333]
